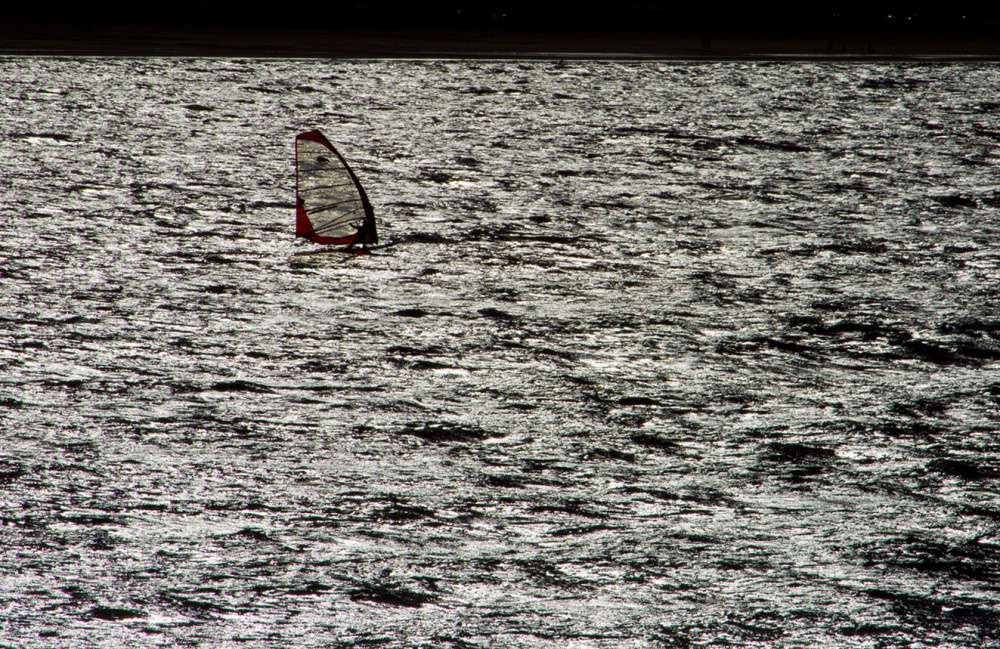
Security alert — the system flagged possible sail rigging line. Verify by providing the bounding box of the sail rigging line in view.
[313,211,362,227]
[309,198,365,214]
[294,129,378,249]
[300,181,358,192]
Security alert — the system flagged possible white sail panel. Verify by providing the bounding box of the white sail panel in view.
[295,130,376,246]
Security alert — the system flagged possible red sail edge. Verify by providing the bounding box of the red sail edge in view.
[294,129,378,246]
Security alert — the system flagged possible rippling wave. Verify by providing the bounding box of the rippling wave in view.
[1,58,999,647]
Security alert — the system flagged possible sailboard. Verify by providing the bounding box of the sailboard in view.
[293,129,377,255]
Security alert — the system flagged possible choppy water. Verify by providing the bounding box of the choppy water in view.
[2,57,1000,647]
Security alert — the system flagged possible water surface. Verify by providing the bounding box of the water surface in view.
[2,58,1000,647]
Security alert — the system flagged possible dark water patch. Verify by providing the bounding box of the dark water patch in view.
[397,421,500,444]
[417,170,453,183]
[582,198,637,211]
[387,344,447,357]
[952,341,1000,363]
[649,625,696,647]
[863,588,1000,633]
[860,534,1000,580]
[703,613,785,642]
[231,528,273,542]
[460,86,498,95]
[786,315,907,341]
[40,377,89,390]
[926,458,999,481]
[131,503,170,512]
[401,359,459,371]
[387,200,428,209]
[619,396,661,407]
[481,473,525,489]
[163,592,230,614]
[0,396,24,409]
[862,588,940,613]
[463,223,526,243]
[759,443,837,482]
[90,606,144,621]
[61,514,120,526]
[932,194,977,209]
[823,238,889,255]
[203,253,237,264]
[503,340,579,361]
[761,442,836,462]
[459,196,498,213]
[613,124,680,136]
[373,501,436,523]
[297,359,350,374]
[687,269,742,289]
[0,266,30,280]
[898,339,982,366]
[758,238,889,258]
[543,168,598,178]
[890,397,950,418]
[759,336,820,359]
[714,555,776,572]
[399,231,454,245]
[287,581,334,596]
[941,243,980,255]
[250,200,293,210]
[207,500,279,513]
[939,317,1000,340]
[207,380,274,393]
[530,500,608,520]
[501,401,538,411]
[349,583,436,607]
[961,504,1000,521]
[838,622,902,637]
[858,76,928,90]
[519,233,590,246]
[734,135,809,153]
[478,307,519,322]
[808,299,856,313]
[714,335,820,360]
[579,447,635,463]
[0,464,26,484]
[630,433,679,453]
[976,190,1000,209]
[395,308,432,318]
[165,379,202,394]
[241,84,284,94]
[11,132,72,143]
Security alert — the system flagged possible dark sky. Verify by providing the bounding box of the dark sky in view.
[12,3,1000,33]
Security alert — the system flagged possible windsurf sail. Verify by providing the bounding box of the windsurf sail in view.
[295,129,377,246]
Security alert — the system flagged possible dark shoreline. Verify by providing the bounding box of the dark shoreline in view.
[2,23,999,59]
